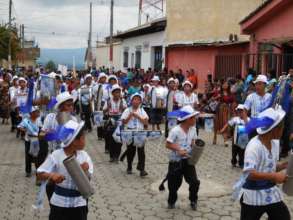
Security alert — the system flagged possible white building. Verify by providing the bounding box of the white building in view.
[95,18,166,72]
[115,17,166,71]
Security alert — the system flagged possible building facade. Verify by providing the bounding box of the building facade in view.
[96,41,122,71]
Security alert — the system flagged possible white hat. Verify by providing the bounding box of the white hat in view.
[177,105,200,121]
[54,91,76,110]
[18,77,27,83]
[108,75,118,82]
[111,84,121,93]
[61,120,85,148]
[98,72,108,81]
[130,93,143,101]
[48,72,56,78]
[85,74,92,80]
[30,106,39,113]
[143,84,151,89]
[12,75,18,81]
[256,107,285,134]
[174,79,179,85]
[151,76,160,81]
[235,104,247,111]
[254,74,268,84]
[182,80,193,87]
[167,78,176,84]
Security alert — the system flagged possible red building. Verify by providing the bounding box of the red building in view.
[240,0,293,75]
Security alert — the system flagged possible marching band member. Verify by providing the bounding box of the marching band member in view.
[17,106,43,177]
[177,80,199,109]
[79,74,94,132]
[142,83,152,118]
[103,84,127,161]
[9,76,19,132]
[238,107,290,220]
[220,104,250,168]
[103,74,119,101]
[93,72,108,140]
[149,76,167,131]
[166,105,200,210]
[37,120,93,220]
[244,75,272,118]
[121,93,149,177]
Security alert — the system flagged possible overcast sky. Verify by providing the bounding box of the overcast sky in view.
[3,0,141,48]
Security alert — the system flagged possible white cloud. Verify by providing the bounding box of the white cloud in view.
[12,0,138,48]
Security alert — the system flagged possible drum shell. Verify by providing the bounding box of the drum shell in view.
[283,152,293,196]
[187,145,204,165]
[63,155,95,199]
[133,131,147,148]
[93,111,104,127]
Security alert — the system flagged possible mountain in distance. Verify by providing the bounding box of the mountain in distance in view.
[38,48,86,70]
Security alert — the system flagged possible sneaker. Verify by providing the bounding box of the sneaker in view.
[190,202,197,211]
[140,170,148,177]
[168,203,175,209]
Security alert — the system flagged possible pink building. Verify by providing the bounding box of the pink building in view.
[166,42,249,92]
[240,0,293,75]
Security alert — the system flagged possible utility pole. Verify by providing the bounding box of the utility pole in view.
[21,24,24,48]
[109,0,114,71]
[8,0,12,70]
[87,2,93,69]
[138,0,142,26]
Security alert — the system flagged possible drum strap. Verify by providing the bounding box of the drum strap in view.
[55,185,81,197]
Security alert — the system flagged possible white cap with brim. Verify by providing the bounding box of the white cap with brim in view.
[30,106,39,113]
[54,91,76,110]
[12,75,18,81]
[130,93,143,101]
[61,120,85,148]
[18,77,27,83]
[167,77,176,84]
[177,105,200,121]
[254,74,268,84]
[98,72,108,81]
[235,104,247,111]
[256,107,286,135]
[111,84,122,93]
[108,75,118,82]
[182,80,193,88]
[151,76,160,81]
[85,74,92,80]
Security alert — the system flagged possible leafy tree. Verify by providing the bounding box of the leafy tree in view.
[45,60,56,72]
[0,25,20,61]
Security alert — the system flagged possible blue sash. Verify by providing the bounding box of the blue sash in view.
[54,185,81,197]
[243,179,276,190]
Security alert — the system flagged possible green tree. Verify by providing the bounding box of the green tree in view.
[45,60,56,72]
[0,25,20,61]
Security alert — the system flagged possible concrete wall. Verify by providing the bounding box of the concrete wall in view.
[166,44,248,92]
[166,0,263,44]
[121,31,165,71]
[96,43,122,71]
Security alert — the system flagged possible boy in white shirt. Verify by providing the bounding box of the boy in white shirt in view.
[238,107,290,220]
[37,120,93,220]
[166,105,200,210]
[220,104,250,168]
[121,93,149,177]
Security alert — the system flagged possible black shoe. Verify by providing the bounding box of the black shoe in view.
[109,158,115,163]
[105,150,109,154]
[168,203,175,209]
[127,169,132,175]
[140,170,148,177]
[25,173,32,178]
[114,158,119,164]
[190,202,197,211]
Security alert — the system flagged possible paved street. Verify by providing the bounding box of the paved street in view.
[0,124,293,220]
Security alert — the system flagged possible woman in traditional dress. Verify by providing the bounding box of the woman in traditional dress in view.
[0,73,11,124]
[213,81,236,146]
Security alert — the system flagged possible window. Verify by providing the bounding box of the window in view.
[135,49,142,69]
[123,51,129,68]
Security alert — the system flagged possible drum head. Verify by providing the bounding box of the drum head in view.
[167,90,174,112]
[80,88,90,95]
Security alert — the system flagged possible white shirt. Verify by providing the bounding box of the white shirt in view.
[79,85,93,105]
[37,149,93,208]
[9,86,18,109]
[239,136,283,206]
[18,117,42,142]
[167,125,197,161]
[103,98,127,115]
[177,92,199,108]
[244,93,272,117]
[14,87,28,107]
[228,116,250,149]
[121,107,148,130]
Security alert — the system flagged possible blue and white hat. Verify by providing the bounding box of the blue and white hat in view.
[256,107,285,134]
[130,92,143,101]
[108,75,118,82]
[168,105,200,122]
[98,72,108,81]
[111,84,121,93]
[85,74,92,80]
[61,120,85,148]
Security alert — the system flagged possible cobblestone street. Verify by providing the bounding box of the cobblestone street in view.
[0,124,293,220]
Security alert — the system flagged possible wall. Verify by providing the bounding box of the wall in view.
[166,44,249,92]
[166,0,263,44]
[121,31,165,71]
[96,43,121,71]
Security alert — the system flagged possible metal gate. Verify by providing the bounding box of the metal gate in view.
[215,55,242,79]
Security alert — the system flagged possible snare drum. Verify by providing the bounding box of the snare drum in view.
[147,130,162,140]
[201,113,214,132]
[120,130,133,145]
[93,111,104,127]
[133,131,148,148]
